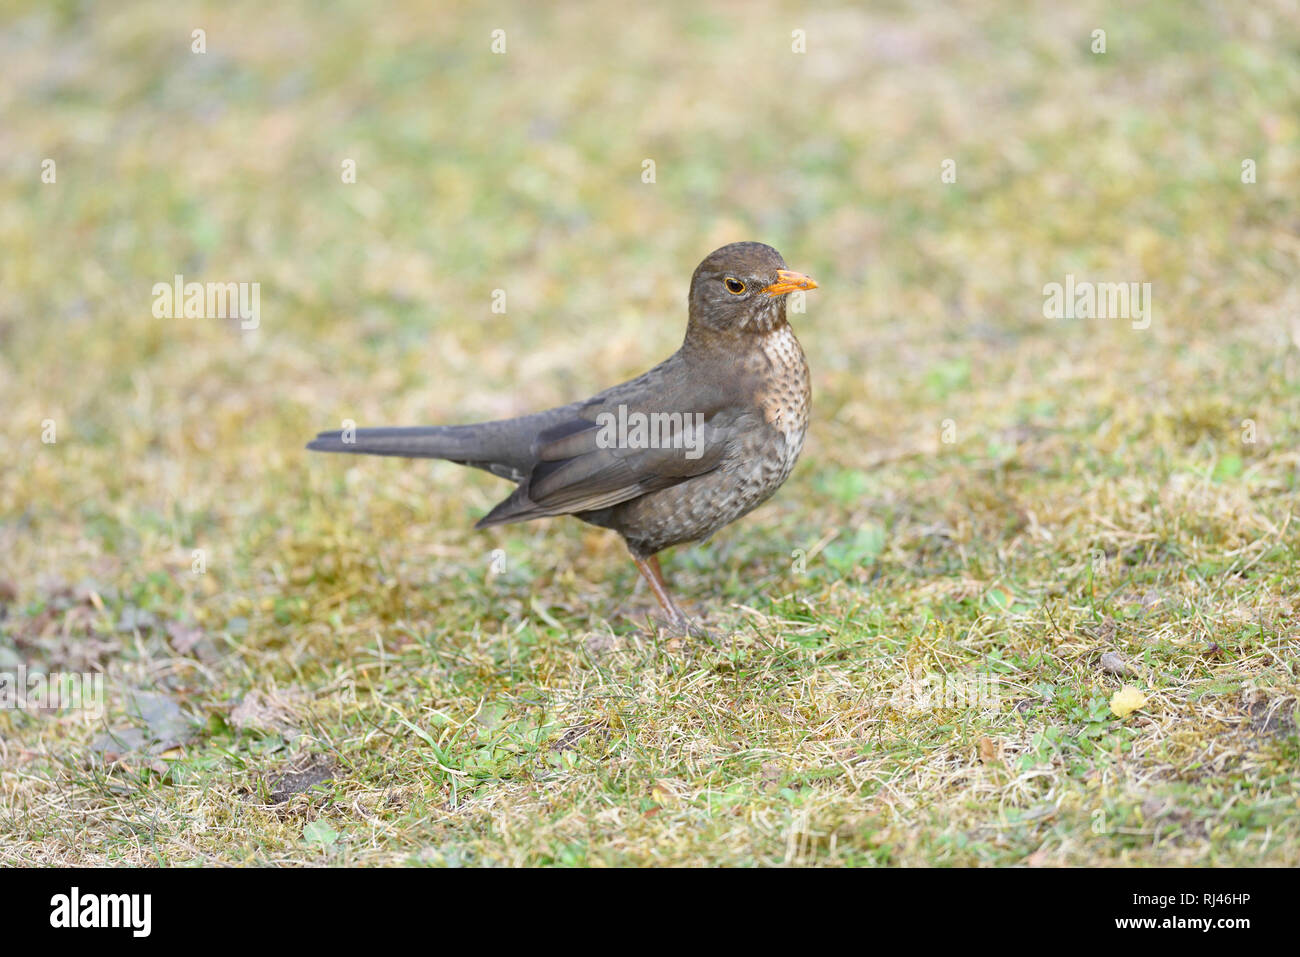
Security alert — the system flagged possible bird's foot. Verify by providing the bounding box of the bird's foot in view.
[652,611,715,643]
[630,553,716,643]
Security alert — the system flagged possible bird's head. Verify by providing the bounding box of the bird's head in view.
[685,241,818,338]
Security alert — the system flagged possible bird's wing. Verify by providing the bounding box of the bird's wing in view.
[474,389,737,528]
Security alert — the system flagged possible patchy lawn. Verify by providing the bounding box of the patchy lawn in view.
[1,0,1297,865]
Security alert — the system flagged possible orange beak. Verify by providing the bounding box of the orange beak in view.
[762,269,819,297]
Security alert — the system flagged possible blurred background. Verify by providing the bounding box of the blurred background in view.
[1,1,1297,865]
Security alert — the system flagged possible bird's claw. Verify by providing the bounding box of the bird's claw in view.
[653,612,715,643]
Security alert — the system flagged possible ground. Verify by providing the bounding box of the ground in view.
[1,1,1297,866]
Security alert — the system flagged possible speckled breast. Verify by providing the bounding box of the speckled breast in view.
[613,324,811,555]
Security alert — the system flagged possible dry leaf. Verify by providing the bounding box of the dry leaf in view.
[761,761,782,790]
[1025,846,1050,867]
[1110,685,1149,718]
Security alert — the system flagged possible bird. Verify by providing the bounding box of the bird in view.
[307,241,817,636]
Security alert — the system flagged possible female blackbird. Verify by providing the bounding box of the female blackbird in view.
[308,241,817,635]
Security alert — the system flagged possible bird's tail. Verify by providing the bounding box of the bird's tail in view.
[306,425,483,459]
[306,420,550,483]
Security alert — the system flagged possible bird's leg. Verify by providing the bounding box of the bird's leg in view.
[632,554,709,639]
[632,554,687,627]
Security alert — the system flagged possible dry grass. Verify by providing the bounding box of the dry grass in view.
[1,0,1298,865]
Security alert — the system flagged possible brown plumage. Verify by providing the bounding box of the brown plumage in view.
[307,241,817,634]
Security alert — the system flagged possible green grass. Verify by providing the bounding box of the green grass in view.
[1,0,1298,866]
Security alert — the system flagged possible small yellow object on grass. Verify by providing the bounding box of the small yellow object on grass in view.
[1110,686,1149,718]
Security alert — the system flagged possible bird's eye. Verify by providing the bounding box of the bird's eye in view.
[724,278,746,294]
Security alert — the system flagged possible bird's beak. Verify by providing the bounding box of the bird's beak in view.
[762,270,819,297]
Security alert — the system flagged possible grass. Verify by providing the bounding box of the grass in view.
[1,0,1298,866]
